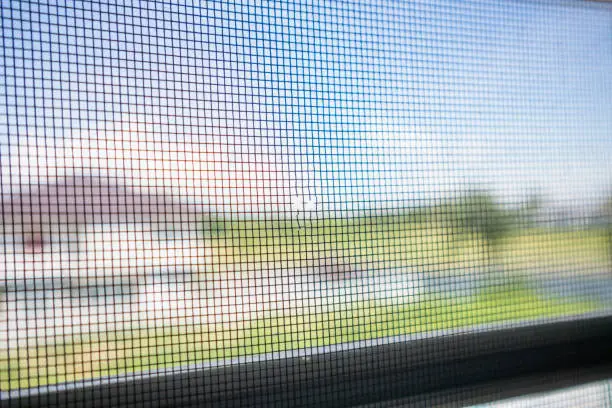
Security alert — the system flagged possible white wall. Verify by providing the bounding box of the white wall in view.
[0,223,80,285]
[0,221,209,287]
[81,222,209,285]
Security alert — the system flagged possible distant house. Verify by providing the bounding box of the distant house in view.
[0,176,209,288]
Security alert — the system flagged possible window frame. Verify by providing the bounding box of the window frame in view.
[3,0,612,406]
[5,312,612,407]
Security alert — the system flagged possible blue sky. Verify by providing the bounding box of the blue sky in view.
[1,0,611,215]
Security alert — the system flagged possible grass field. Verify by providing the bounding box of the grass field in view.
[1,213,609,390]
[206,215,609,275]
[0,285,598,390]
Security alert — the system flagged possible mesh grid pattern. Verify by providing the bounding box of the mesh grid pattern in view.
[1,0,612,406]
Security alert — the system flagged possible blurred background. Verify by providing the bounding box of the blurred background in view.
[0,0,611,390]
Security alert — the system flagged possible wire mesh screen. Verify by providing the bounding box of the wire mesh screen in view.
[1,0,612,406]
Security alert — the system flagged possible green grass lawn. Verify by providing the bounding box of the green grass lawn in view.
[0,284,598,391]
[1,214,608,391]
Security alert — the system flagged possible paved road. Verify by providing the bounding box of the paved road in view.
[532,274,612,304]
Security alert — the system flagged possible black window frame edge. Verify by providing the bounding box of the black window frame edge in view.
[4,311,612,407]
[356,362,612,407]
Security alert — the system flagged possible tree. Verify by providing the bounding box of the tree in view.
[455,190,513,287]
[520,192,543,228]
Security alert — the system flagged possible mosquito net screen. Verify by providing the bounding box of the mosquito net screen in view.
[1,0,611,406]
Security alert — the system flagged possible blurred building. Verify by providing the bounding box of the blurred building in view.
[0,176,208,288]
